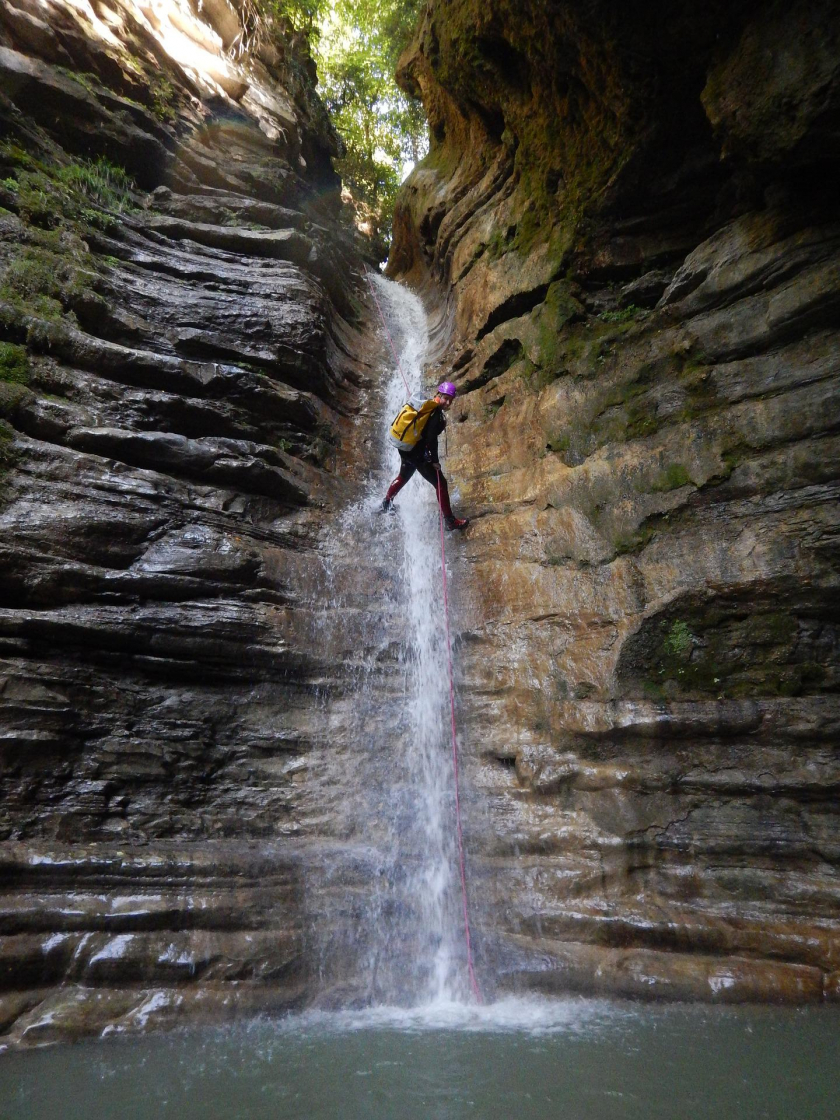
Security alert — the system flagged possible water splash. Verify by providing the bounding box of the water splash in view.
[269,995,620,1037]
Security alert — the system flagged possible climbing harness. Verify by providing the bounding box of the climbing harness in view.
[367,267,482,1002]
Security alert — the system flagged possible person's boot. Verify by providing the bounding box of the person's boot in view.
[444,514,469,531]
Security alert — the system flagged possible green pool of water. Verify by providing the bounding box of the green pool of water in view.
[1,998,837,1120]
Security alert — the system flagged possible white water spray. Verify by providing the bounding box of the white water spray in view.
[308,274,474,1007]
[372,274,468,1003]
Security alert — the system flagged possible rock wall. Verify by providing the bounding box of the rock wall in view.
[0,0,378,1043]
[390,0,840,1001]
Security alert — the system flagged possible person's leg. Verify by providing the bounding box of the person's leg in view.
[416,462,468,529]
[416,461,453,516]
[383,455,416,506]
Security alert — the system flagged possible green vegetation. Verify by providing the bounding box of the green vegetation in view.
[0,143,135,232]
[0,343,32,420]
[0,334,26,483]
[61,68,100,95]
[544,431,570,455]
[484,223,516,261]
[150,76,177,122]
[58,157,133,210]
[0,342,29,384]
[641,607,832,700]
[0,245,90,322]
[649,463,692,492]
[663,619,694,658]
[599,304,644,324]
[0,144,125,335]
[253,0,426,247]
[314,0,426,246]
[484,205,554,261]
[0,418,17,474]
[612,526,653,557]
[538,331,722,470]
[532,281,582,375]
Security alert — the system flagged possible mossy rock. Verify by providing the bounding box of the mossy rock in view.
[612,526,654,557]
[0,380,32,419]
[599,304,645,324]
[0,417,18,474]
[0,244,93,324]
[619,597,837,700]
[0,142,135,233]
[0,342,29,384]
[649,463,693,492]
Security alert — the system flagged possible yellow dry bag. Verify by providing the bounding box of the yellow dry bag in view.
[388,394,439,449]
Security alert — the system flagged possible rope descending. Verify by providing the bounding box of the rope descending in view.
[367,268,482,1001]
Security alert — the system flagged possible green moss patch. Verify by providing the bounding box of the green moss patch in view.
[0,341,34,419]
[150,77,177,122]
[649,463,693,492]
[599,304,645,324]
[0,342,29,384]
[612,526,654,557]
[0,143,136,233]
[0,417,18,480]
[620,597,838,700]
[0,246,91,323]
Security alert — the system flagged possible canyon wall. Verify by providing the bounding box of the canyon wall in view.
[0,0,380,1043]
[390,0,840,1001]
[1,0,838,1044]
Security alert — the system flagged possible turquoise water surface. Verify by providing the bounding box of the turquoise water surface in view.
[1,997,837,1120]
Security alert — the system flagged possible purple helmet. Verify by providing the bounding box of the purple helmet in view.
[437,381,457,398]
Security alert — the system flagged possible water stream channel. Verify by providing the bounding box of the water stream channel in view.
[2,278,838,1118]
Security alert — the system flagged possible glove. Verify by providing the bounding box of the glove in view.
[423,448,434,463]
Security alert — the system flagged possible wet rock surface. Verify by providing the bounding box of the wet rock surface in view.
[0,0,380,1045]
[391,0,840,1002]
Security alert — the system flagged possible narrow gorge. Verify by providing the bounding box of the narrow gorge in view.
[0,0,838,1052]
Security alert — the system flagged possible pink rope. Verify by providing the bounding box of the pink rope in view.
[364,269,412,396]
[436,469,482,1003]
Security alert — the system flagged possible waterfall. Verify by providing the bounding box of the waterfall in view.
[374,274,465,1003]
[309,274,472,1008]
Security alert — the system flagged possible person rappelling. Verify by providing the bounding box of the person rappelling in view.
[380,381,469,530]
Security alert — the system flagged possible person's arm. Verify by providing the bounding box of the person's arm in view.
[423,408,445,464]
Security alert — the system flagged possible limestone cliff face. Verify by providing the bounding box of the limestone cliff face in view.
[0,0,376,1042]
[391,0,840,1001]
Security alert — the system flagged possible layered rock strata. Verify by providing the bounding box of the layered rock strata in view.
[0,0,378,1044]
[391,0,840,1001]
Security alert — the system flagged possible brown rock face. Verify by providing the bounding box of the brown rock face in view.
[389,0,840,1001]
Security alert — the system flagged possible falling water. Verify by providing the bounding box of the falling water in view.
[308,273,470,1007]
[374,274,465,1002]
